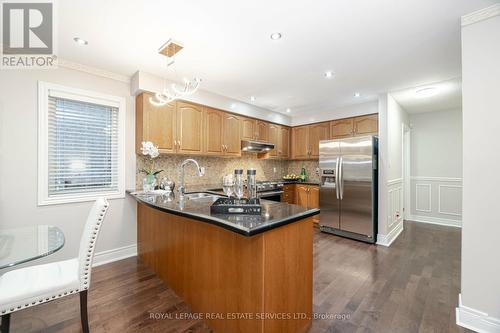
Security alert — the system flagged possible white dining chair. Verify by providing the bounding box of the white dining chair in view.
[0,198,109,333]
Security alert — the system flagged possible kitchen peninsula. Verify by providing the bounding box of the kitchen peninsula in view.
[130,189,319,333]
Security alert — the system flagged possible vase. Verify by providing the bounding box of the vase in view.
[143,174,157,192]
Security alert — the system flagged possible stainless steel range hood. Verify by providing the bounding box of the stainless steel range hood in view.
[241,140,275,153]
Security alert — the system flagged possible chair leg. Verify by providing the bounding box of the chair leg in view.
[79,290,89,333]
[1,313,10,333]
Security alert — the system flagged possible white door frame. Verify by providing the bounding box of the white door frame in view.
[402,123,411,220]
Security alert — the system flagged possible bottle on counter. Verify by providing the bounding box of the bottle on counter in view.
[300,167,307,181]
[234,169,244,201]
[247,169,257,200]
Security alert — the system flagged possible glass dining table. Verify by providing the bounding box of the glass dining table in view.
[0,225,65,270]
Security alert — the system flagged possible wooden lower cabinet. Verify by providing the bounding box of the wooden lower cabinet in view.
[283,184,295,204]
[284,184,320,224]
[137,203,313,333]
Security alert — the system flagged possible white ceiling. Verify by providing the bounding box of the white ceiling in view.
[390,78,462,114]
[57,0,498,117]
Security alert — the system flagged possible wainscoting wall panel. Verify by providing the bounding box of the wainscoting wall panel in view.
[409,177,462,227]
[378,179,404,246]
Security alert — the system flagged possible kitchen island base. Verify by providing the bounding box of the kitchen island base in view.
[137,203,313,333]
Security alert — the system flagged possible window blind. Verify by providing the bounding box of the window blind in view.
[47,96,119,197]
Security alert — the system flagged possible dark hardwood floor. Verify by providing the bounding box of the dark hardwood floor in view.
[6,221,468,333]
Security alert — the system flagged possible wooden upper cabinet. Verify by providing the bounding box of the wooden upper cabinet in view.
[268,124,280,157]
[223,113,241,156]
[204,108,224,155]
[330,118,354,139]
[279,127,290,159]
[308,122,330,158]
[256,120,269,142]
[241,117,256,140]
[176,101,204,154]
[292,126,310,159]
[353,114,378,136]
[136,92,176,153]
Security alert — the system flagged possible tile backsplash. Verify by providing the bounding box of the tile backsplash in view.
[136,154,320,189]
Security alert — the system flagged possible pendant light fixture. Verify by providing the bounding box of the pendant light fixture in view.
[149,39,202,106]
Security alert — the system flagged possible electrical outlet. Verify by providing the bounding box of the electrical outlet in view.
[273,167,277,173]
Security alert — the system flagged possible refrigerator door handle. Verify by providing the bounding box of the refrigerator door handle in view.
[335,157,340,199]
[339,156,344,200]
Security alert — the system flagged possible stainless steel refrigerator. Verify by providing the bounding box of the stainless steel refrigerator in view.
[319,136,378,243]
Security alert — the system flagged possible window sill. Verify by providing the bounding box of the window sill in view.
[38,191,125,206]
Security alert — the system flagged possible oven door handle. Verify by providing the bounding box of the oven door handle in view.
[257,190,284,197]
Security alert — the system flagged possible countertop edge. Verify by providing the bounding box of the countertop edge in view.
[129,193,319,237]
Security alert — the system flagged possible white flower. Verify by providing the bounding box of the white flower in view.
[141,141,160,158]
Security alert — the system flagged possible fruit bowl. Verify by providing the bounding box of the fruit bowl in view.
[282,174,301,181]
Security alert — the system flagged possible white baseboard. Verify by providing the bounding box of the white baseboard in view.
[93,244,137,267]
[408,215,462,228]
[377,220,403,247]
[456,294,500,332]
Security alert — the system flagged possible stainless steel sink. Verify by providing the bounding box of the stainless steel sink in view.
[185,192,222,201]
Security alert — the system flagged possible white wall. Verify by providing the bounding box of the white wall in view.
[291,101,378,126]
[0,67,137,267]
[457,5,500,331]
[377,94,408,245]
[408,109,462,227]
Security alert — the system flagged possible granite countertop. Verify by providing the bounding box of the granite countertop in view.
[127,187,319,237]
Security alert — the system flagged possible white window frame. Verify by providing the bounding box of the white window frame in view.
[38,81,126,205]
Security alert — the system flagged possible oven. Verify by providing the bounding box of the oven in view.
[257,190,283,202]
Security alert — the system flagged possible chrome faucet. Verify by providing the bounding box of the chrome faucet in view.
[178,159,205,198]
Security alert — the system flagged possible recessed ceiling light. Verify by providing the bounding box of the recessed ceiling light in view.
[324,71,334,79]
[354,92,361,98]
[415,87,438,98]
[73,37,88,45]
[270,32,282,40]
[286,108,291,113]
[250,96,256,101]
[230,103,236,109]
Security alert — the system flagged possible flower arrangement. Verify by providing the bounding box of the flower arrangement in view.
[140,141,163,190]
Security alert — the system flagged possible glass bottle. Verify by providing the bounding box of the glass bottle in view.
[234,169,244,201]
[247,169,257,200]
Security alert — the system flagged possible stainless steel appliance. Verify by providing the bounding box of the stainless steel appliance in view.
[256,181,284,202]
[319,136,378,243]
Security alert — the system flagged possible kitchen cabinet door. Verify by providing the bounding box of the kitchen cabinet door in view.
[223,113,241,156]
[308,123,330,158]
[241,117,256,140]
[205,108,224,155]
[292,126,309,159]
[354,114,378,136]
[268,124,280,157]
[176,101,204,154]
[279,126,290,159]
[295,185,309,208]
[256,120,269,142]
[283,184,295,204]
[136,92,176,154]
[308,186,320,209]
[330,118,354,139]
